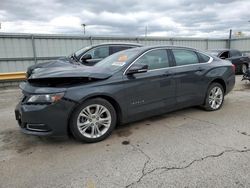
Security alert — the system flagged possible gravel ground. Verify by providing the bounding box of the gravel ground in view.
[0,76,250,188]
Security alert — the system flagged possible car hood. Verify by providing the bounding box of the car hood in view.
[27,64,112,87]
[38,57,70,67]
[29,64,111,79]
[26,57,74,77]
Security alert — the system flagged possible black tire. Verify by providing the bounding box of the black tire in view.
[70,98,117,143]
[203,83,224,111]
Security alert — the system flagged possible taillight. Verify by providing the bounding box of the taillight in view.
[232,64,236,73]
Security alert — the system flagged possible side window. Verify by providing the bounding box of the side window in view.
[110,46,133,55]
[136,49,169,70]
[198,52,210,63]
[230,50,242,57]
[172,49,199,66]
[86,46,109,59]
[219,51,229,59]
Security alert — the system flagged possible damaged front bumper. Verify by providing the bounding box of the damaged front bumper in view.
[15,82,76,137]
[15,98,76,137]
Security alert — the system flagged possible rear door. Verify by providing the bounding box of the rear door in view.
[123,49,176,119]
[169,49,207,107]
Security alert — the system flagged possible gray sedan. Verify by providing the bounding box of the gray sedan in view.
[15,46,235,143]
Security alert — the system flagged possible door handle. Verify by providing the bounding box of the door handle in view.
[196,67,204,72]
[163,71,173,77]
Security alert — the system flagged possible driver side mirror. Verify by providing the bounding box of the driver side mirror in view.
[126,63,148,75]
[81,54,92,62]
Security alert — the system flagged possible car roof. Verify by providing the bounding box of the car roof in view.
[91,42,142,48]
[208,49,239,52]
[117,45,208,58]
[87,44,201,53]
[134,45,199,52]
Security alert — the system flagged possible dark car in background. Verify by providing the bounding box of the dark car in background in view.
[26,43,142,78]
[208,49,250,74]
[242,67,250,81]
[16,46,235,143]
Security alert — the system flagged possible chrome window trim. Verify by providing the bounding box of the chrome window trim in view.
[197,51,210,61]
[123,47,170,75]
[196,51,213,64]
[123,48,213,75]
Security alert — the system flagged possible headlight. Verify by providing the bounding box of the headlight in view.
[27,93,64,104]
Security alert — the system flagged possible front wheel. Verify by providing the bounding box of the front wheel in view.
[70,98,117,143]
[203,83,224,111]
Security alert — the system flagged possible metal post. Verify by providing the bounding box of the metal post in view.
[145,25,148,38]
[145,25,148,42]
[206,39,209,50]
[228,29,232,49]
[170,38,174,45]
[31,34,37,64]
[89,36,93,45]
[136,37,139,43]
[81,24,86,35]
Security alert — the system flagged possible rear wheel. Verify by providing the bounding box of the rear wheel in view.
[203,83,224,111]
[70,98,117,143]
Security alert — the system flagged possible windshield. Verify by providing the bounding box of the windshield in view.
[94,49,140,73]
[73,46,91,59]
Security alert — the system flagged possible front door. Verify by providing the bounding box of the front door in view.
[123,49,176,120]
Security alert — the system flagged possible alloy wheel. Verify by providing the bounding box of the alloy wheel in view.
[208,86,223,110]
[77,104,112,138]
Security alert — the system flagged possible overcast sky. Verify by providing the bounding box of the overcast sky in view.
[0,0,250,38]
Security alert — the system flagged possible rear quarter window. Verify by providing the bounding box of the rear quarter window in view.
[198,52,210,63]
